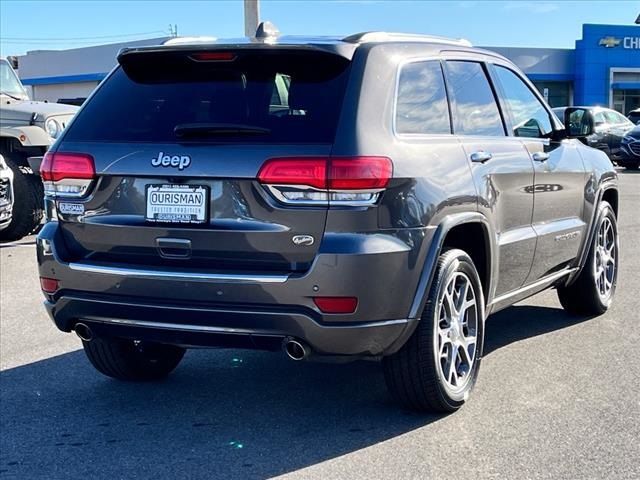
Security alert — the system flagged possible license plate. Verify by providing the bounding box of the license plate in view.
[145,185,208,224]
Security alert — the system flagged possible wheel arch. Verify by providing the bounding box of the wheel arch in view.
[408,212,495,320]
[383,212,495,357]
[566,181,618,286]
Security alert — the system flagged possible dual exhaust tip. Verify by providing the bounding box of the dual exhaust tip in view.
[74,323,310,361]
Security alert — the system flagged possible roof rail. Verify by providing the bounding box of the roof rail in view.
[342,32,472,47]
[163,36,218,46]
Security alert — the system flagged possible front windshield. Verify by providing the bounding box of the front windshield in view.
[0,60,27,97]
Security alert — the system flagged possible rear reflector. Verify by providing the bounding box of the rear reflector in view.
[190,52,237,62]
[313,296,358,314]
[41,152,96,182]
[258,156,392,191]
[40,277,59,294]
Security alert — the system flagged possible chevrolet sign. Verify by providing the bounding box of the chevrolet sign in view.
[599,36,621,48]
[599,36,640,49]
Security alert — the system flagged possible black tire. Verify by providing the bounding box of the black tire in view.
[624,163,639,171]
[557,201,619,316]
[383,249,485,413]
[0,155,44,242]
[82,336,185,381]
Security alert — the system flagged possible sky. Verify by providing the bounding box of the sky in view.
[0,0,638,57]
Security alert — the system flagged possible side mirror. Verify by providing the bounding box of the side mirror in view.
[564,107,594,138]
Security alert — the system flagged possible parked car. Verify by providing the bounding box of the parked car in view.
[0,155,14,232]
[37,26,619,412]
[627,109,640,125]
[619,125,640,170]
[552,106,635,165]
[0,57,78,241]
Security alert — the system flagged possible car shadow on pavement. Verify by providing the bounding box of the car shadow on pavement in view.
[484,304,592,355]
[0,304,590,479]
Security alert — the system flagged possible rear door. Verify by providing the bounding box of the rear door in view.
[51,49,352,273]
[490,63,587,284]
[444,59,536,297]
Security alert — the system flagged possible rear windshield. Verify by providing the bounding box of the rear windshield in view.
[63,50,351,144]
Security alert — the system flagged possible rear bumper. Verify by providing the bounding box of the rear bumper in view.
[44,295,411,356]
[38,221,430,357]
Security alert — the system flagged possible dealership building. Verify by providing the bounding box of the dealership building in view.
[15,23,640,114]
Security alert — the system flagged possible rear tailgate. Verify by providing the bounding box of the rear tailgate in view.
[50,48,352,273]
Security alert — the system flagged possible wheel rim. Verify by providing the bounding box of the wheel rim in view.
[435,271,478,393]
[594,216,616,301]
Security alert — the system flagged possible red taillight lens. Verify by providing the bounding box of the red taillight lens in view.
[40,277,59,294]
[41,152,95,182]
[313,297,358,314]
[258,156,392,191]
[329,156,393,190]
[258,157,327,189]
[190,52,237,62]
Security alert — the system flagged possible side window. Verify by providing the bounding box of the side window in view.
[593,112,606,126]
[604,110,631,126]
[493,66,553,138]
[395,61,451,134]
[445,61,505,137]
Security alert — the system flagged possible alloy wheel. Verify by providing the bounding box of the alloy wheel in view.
[435,271,479,393]
[594,216,616,301]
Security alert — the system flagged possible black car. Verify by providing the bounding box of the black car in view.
[628,109,640,125]
[37,26,620,412]
[620,125,640,170]
[553,106,635,166]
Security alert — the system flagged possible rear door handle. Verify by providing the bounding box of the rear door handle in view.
[532,152,550,162]
[470,151,493,163]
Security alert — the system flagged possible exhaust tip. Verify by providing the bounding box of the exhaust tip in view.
[75,323,93,342]
[284,338,308,361]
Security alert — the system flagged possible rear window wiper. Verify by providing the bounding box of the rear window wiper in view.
[174,123,271,138]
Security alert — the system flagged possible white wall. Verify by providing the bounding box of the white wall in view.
[18,37,169,80]
[31,81,99,103]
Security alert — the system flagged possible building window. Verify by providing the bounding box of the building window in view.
[532,81,572,108]
[612,89,640,116]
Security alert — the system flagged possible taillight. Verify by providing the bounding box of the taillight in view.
[41,152,96,197]
[258,156,392,205]
[257,157,327,189]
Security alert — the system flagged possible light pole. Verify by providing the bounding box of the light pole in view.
[244,0,260,37]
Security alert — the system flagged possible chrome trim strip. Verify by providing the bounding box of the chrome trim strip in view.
[88,318,264,335]
[490,267,577,306]
[83,316,409,333]
[68,262,289,283]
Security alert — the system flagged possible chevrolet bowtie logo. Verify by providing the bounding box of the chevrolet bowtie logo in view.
[599,36,621,48]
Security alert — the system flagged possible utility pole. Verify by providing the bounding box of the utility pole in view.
[244,0,260,37]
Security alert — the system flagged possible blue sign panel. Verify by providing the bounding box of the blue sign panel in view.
[574,24,640,106]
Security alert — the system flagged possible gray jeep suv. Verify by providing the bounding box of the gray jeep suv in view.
[37,27,619,412]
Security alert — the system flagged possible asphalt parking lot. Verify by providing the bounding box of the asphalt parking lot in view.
[1,170,639,480]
